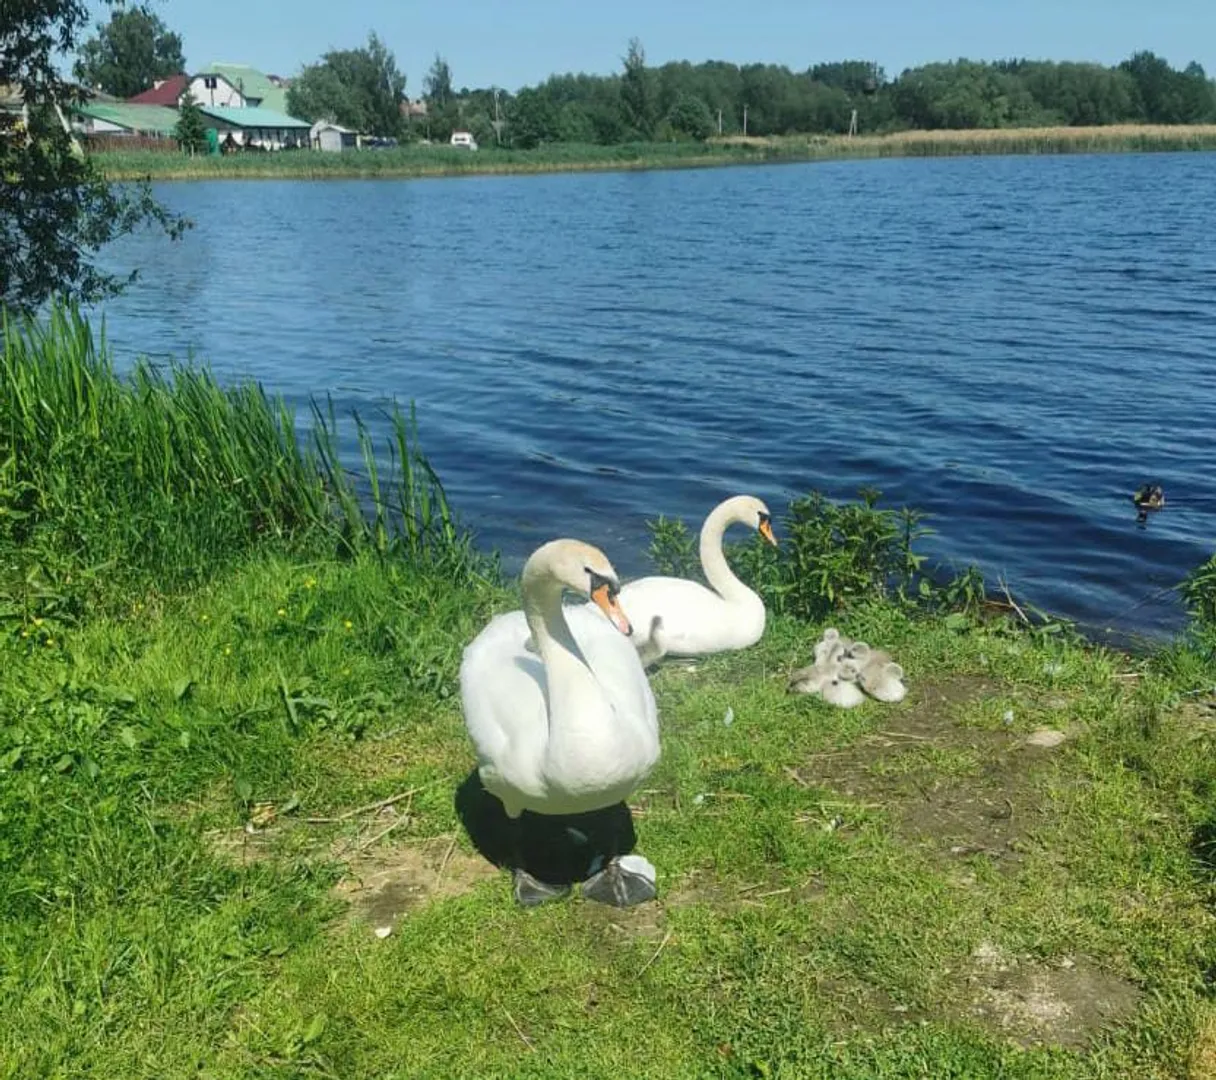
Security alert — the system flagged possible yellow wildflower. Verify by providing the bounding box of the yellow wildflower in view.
[33,617,43,627]
[277,608,287,618]
[304,576,317,589]
[343,620,353,631]
[201,613,210,623]
[45,638,55,648]
[224,645,233,656]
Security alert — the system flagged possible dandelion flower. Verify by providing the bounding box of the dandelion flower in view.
[201,614,210,623]
[224,645,233,656]
[277,608,287,618]
[344,620,354,631]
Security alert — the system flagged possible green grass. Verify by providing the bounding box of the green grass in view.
[2,557,1214,1078]
[2,305,1215,1077]
[93,124,1216,182]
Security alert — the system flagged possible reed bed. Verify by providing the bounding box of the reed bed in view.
[95,124,1216,181]
[0,303,474,596]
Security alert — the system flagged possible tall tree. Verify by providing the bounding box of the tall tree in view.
[1,0,187,314]
[174,90,208,154]
[286,32,406,136]
[72,3,185,98]
[619,37,656,138]
[423,54,453,108]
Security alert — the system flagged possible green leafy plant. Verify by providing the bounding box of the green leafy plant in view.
[1182,554,1216,630]
[645,514,699,579]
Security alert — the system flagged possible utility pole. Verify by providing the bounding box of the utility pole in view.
[743,103,748,136]
[492,87,503,144]
[717,107,722,135]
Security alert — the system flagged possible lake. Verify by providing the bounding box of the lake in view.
[95,152,1216,642]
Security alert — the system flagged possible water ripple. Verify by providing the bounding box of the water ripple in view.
[95,153,1216,640]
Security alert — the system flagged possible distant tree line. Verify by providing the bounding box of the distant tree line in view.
[65,7,1216,146]
[287,39,1216,147]
[486,45,1216,148]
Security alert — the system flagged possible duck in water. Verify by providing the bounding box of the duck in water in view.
[1132,483,1165,524]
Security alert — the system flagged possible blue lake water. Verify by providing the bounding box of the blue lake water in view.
[95,152,1216,642]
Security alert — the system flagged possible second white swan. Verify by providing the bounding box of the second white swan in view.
[610,494,778,665]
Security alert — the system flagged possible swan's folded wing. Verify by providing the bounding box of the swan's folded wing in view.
[617,576,735,654]
[565,605,659,739]
[459,610,550,769]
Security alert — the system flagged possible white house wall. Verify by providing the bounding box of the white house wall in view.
[189,75,245,108]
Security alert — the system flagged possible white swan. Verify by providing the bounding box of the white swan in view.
[460,538,661,907]
[611,495,778,665]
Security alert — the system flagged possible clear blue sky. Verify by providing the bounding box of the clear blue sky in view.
[114,0,1216,93]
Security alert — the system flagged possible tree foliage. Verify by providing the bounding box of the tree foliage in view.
[665,92,714,140]
[174,91,208,154]
[1,0,187,315]
[72,3,184,98]
[286,32,406,136]
[488,42,1216,148]
[619,37,656,138]
[423,54,453,108]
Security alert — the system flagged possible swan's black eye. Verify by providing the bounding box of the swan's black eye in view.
[758,511,771,526]
[586,569,618,597]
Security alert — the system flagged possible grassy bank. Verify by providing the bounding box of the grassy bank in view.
[3,307,1215,1078]
[94,124,1216,181]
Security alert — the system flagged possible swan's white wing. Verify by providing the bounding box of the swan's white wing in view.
[617,576,756,655]
[564,604,659,741]
[459,610,550,804]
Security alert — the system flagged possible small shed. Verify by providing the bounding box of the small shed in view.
[310,120,357,152]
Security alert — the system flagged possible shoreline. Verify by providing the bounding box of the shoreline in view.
[95,123,1216,181]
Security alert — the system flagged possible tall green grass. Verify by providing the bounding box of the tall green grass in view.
[94,124,1216,182]
[0,303,479,611]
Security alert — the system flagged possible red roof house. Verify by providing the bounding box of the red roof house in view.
[128,74,188,106]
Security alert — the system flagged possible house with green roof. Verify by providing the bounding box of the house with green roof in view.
[198,104,310,150]
[195,64,290,114]
[71,101,179,138]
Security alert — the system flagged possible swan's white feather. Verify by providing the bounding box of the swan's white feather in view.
[460,602,659,818]
[617,576,765,657]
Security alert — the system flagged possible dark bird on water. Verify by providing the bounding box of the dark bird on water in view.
[1132,483,1165,523]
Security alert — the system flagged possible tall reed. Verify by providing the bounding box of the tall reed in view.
[0,302,475,599]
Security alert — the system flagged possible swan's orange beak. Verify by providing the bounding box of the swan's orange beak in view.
[592,583,632,636]
[759,517,778,546]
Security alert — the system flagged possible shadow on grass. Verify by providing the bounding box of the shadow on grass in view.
[454,768,639,886]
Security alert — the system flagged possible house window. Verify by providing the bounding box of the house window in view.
[203,76,217,90]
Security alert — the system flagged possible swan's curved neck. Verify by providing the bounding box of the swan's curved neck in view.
[699,501,757,603]
[522,571,605,734]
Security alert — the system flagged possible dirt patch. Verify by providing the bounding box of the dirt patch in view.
[960,942,1140,1049]
[795,676,1069,868]
[333,836,500,930]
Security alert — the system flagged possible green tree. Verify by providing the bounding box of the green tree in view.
[286,32,406,136]
[423,54,453,109]
[2,0,187,314]
[619,37,656,138]
[174,90,207,153]
[507,87,559,149]
[72,3,184,98]
[665,92,713,140]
